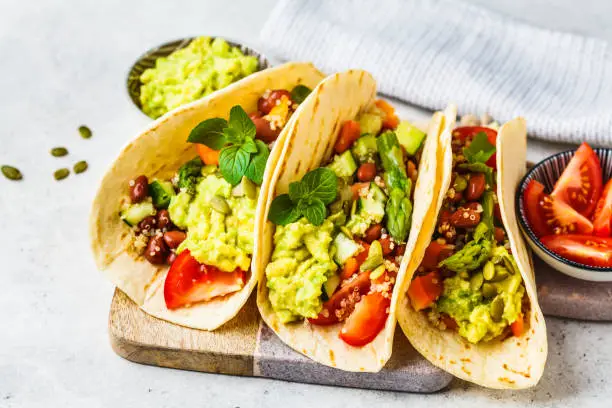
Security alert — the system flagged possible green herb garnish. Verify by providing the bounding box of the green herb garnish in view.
[1,165,22,181]
[73,161,88,174]
[268,168,338,226]
[51,147,69,157]
[188,105,269,186]
[458,162,494,186]
[290,85,312,104]
[463,132,495,164]
[54,168,70,181]
[78,125,92,139]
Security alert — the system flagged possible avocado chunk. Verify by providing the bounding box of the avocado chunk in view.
[149,180,176,209]
[332,232,361,265]
[328,150,357,178]
[346,183,386,236]
[360,240,384,272]
[358,113,383,137]
[396,121,426,155]
[351,134,378,164]
[121,202,155,226]
[322,274,341,300]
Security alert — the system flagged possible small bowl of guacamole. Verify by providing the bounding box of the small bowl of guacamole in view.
[127,36,270,119]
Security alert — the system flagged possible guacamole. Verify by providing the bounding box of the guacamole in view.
[169,174,257,272]
[266,217,338,323]
[139,37,259,118]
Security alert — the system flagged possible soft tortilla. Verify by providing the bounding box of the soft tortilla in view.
[254,70,446,372]
[396,114,548,389]
[89,62,325,330]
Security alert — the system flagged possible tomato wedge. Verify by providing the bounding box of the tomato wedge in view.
[339,292,391,347]
[540,235,612,268]
[523,180,593,237]
[593,179,612,237]
[334,120,361,154]
[308,271,371,326]
[551,142,602,218]
[421,241,454,270]
[164,250,246,310]
[510,313,525,337]
[196,144,220,165]
[452,126,498,169]
[408,271,443,311]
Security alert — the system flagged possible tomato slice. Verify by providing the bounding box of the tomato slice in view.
[196,144,220,165]
[339,292,391,347]
[593,179,612,237]
[308,270,371,326]
[510,313,525,337]
[408,271,443,311]
[351,182,370,200]
[551,142,602,218]
[452,126,497,169]
[341,257,359,280]
[523,180,593,237]
[375,99,399,130]
[421,241,454,270]
[164,250,246,310]
[334,120,361,154]
[540,234,612,268]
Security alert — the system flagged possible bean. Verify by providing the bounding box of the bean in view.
[470,272,484,291]
[466,173,486,201]
[167,252,177,265]
[453,175,467,192]
[450,208,481,228]
[379,236,394,256]
[490,296,505,322]
[257,89,292,115]
[156,209,172,230]
[394,243,407,257]
[138,215,157,233]
[483,261,495,280]
[357,163,377,182]
[144,235,168,265]
[163,231,186,249]
[494,227,505,243]
[210,196,231,214]
[364,224,382,243]
[482,283,497,298]
[251,115,281,143]
[130,175,149,203]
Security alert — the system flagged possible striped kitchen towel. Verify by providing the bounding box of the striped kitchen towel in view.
[260,0,612,146]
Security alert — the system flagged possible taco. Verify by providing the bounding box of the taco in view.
[254,69,447,372]
[396,109,548,388]
[90,62,325,330]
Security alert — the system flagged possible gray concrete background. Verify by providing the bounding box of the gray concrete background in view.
[1,0,611,407]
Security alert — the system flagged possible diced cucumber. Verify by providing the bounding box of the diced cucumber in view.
[358,195,385,222]
[369,182,387,203]
[396,121,426,155]
[358,113,383,136]
[328,150,358,178]
[332,232,361,265]
[149,180,175,209]
[323,275,341,299]
[121,202,155,226]
[351,134,378,164]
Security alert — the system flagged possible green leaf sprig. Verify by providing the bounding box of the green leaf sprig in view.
[268,168,338,226]
[187,106,269,186]
[463,132,495,164]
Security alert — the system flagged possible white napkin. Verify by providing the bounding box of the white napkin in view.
[260,0,612,146]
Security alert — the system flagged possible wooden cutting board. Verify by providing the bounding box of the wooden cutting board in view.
[108,289,453,392]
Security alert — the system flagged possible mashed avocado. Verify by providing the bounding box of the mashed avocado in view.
[266,217,338,323]
[168,174,257,272]
[140,37,259,118]
[435,247,525,343]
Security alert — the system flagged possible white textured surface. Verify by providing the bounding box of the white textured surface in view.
[1,0,611,407]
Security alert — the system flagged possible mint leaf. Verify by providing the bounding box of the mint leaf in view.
[288,181,307,202]
[463,132,495,164]
[290,85,312,104]
[228,105,256,142]
[219,146,249,185]
[245,140,269,185]
[223,127,242,144]
[268,194,302,225]
[242,137,258,154]
[300,168,338,204]
[187,118,228,149]
[301,198,326,226]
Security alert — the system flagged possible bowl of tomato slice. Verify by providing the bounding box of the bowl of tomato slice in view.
[517,143,612,281]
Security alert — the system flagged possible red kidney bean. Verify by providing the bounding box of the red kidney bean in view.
[257,89,291,115]
[157,209,172,230]
[364,224,383,243]
[379,236,394,256]
[163,230,186,249]
[357,163,377,182]
[466,173,486,201]
[450,208,481,228]
[494,227,505,243]
[144,235,168,265]
[130,175,149,203]
[252,116,281,143]
[138,216,157,233]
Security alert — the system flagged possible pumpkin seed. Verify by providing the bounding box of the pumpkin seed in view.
[210,196,230,214]
[51,147,69,157]
[241,177,257,200]
[470,272,484,291]
[482,283,497,298]
[78,125,92,139]
[73,161,88,174]
[453,175,467,192]
[1,165,22,181]
[483,261,495,280]
[490,266,509,282]
[54,168,70,181]
[340,226,353,240]
[490,296,505,322]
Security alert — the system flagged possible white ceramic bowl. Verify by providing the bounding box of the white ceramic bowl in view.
[516,147,612,281]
